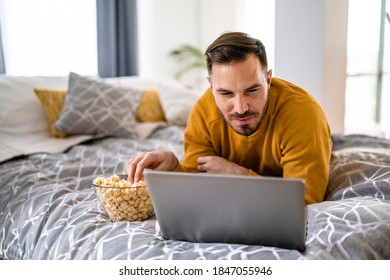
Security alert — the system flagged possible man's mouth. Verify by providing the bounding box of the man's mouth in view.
[229,113,258,124]
[234,116,252,124]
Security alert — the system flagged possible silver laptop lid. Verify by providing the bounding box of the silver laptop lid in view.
[144,171,306,251]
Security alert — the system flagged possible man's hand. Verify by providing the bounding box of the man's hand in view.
[197,156,249,175]
[126,151,179,183]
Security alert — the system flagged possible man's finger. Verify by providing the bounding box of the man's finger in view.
[126,155,144,182]
[197,156,209,164]
[134,160,146,183]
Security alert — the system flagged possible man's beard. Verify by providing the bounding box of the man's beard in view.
[234,123,258,136]
[217,100,269,136]
[219,110,260,136]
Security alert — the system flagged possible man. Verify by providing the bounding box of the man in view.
[127,32,332,204]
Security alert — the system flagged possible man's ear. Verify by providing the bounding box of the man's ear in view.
[267,69,273,89]
[207,76,212,90]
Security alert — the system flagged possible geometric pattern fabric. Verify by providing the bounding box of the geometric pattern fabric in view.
[55,72,142,138]
[1,130,389,260]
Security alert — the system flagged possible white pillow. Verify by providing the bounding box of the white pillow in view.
[0,76,68,136]
[157,84,202,126]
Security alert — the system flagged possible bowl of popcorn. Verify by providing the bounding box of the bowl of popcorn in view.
[92,174,154,222]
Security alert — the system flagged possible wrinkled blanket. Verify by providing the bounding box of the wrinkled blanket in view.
[0,129,389,259]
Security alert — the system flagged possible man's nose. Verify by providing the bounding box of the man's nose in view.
[233,95,249,114]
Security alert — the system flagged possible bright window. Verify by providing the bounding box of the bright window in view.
[345,0,390,138]
[0,0,97,76]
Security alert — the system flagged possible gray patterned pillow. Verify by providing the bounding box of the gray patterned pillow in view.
[55,72,142,138]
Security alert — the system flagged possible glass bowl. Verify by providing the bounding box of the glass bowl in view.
[92,174,154,222]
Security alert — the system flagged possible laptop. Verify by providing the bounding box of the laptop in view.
[144,170,306,251]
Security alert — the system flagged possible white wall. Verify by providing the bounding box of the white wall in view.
[275,0,324,101]
[137,0,200,83]
[323,0,348,134]
[137,0,275,90]
[274,0,348,134]
[137,0,348,133]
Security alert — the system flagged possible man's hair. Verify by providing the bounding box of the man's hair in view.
[204,31,268,74]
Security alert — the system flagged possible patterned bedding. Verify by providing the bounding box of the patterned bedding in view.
[0,127,389,260]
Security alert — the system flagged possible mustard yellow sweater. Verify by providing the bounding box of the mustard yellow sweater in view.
[174,78,332,204]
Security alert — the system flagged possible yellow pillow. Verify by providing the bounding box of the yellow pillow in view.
[34,88,67,138]
[136,89,166,122]
[35,88,166,137]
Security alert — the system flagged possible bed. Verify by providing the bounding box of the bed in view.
[1,74,389,260]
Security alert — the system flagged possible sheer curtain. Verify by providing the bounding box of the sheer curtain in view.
[0,11,5,74]
[96,0,138,78]
[0,30,5,74]
[0,0,97,76]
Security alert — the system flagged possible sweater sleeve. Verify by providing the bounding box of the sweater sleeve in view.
[174,91,218,173]
[277,99,332,204]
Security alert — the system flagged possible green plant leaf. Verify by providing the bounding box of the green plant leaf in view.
[169,44,206,79]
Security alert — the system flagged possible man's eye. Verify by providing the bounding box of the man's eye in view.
[220,92,233,96]
[245,88,258,95]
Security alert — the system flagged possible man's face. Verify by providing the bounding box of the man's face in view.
[208,53,272,136]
